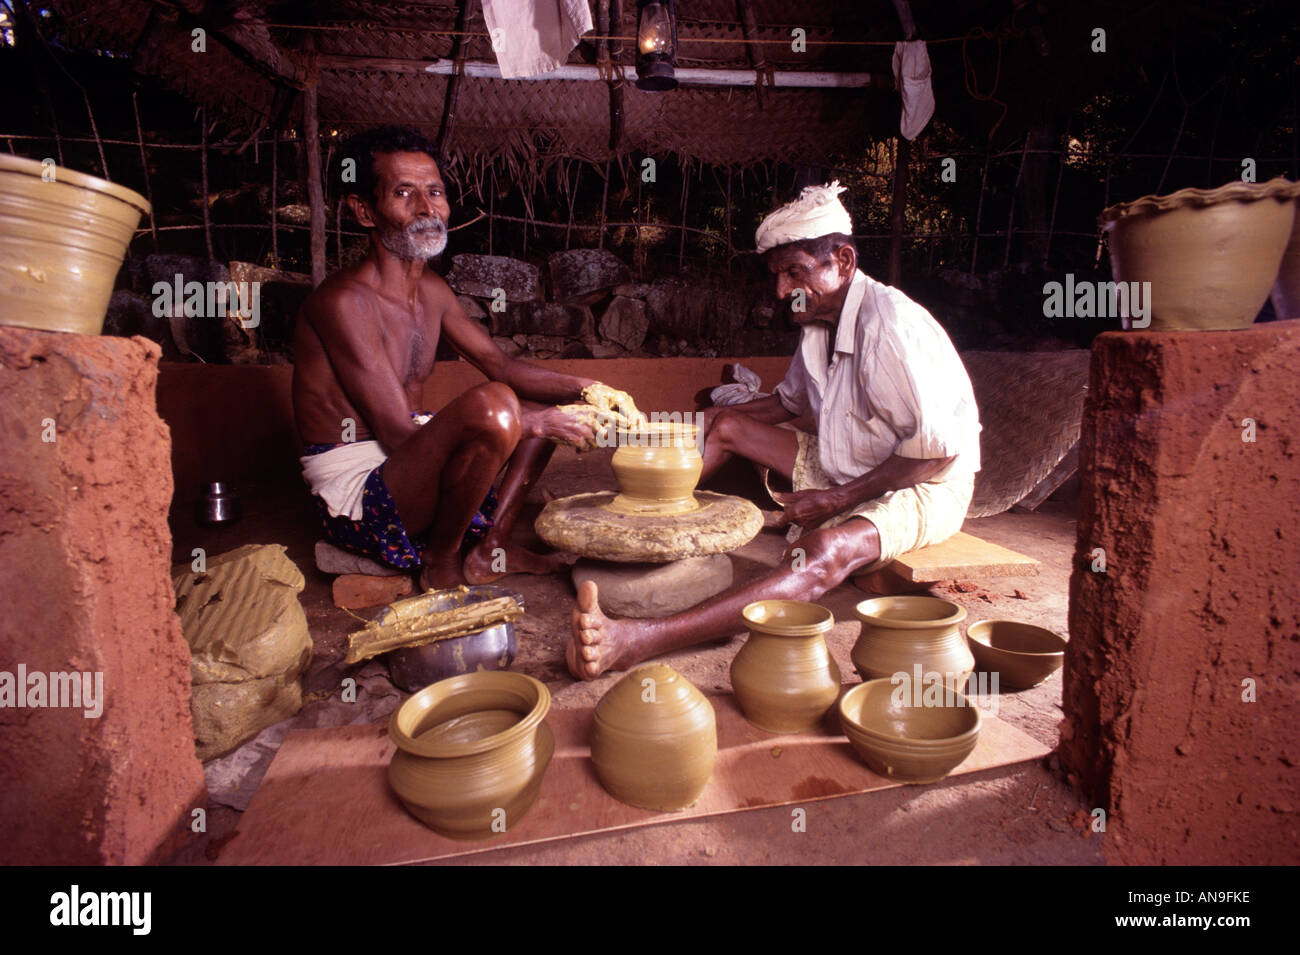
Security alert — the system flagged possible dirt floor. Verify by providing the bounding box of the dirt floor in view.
[164,445,1103,865]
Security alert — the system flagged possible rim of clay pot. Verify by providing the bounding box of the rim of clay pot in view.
[839,677,981,745]
[967,620,1066,658]
[1099,176,1300,228]
[0,153,152,216]
[742,599,834,637]
[614,420,700,443]
[388,671,550,759]
[853,596,966,630]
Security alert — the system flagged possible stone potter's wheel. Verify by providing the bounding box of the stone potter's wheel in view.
[535,490,763,563]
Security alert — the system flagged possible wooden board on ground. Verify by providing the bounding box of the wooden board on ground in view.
[217,693,1049,866]
[876,531,1041,585]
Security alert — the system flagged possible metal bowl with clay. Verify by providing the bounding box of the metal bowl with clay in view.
[838,677,981,784]
[966,620,1066,689]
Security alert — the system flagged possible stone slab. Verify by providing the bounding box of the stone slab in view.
[572,555,733,617]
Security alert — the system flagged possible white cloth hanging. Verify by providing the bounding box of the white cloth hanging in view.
[480,0,594,79]
[892,40,935,140]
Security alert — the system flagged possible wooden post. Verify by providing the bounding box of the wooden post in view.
[303,86,327,286]
[438,0,476,153]
[887,136,909,286]
[200,108,214,261]
[598,160,610,250]
[270,128,279,267]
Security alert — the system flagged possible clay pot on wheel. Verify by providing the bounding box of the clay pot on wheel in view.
[852,596,972,693]
[590,664,716,811]
[387,671,553,840]
[731,600,841,733]
[608,421,702,516]
[1100,177,1300,331]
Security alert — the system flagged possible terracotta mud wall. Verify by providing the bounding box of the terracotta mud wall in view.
[157,356,791,494]
[0,328,206,864]
[1061,320,1300,864]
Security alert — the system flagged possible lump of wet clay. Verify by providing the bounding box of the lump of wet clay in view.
[173,544,312,761]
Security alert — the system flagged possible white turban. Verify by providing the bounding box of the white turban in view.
[754,181,853,253]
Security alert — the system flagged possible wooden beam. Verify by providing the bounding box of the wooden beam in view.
[887,135,909,286]
[303,83,327,286]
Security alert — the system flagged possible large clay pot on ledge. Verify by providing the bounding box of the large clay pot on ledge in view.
[590,664,716,811]
[387,671,553,840]
[1100,177,1300,331]
[731,600,841,734]
[852,596,972,693]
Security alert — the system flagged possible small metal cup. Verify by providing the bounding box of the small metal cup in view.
[197,481,241,525]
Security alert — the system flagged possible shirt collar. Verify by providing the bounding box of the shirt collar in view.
[833,270,870,355]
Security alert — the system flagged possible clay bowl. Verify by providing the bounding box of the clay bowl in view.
[966,620,1066,689]
[731,599,841,734]
[387,671,553,840]
[385,585,522,692]
[1100,177,1300,331]
[838,677,981,784]
[607,420,703,517]
[590,663,716,811]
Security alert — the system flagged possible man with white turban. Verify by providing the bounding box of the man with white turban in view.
[567,182,981,680]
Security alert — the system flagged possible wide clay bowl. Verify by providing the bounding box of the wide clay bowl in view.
[966,620,1066,689]
[608,420,703,517]
[838,677,981,784]
[387,671,553,840]
[851,596,972,692]
[591,663,716,811]
[732,600,841,733]
[1100,178,1300,331]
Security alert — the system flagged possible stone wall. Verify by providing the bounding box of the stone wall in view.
[0,328,206,864]
[1060,321,1300,864]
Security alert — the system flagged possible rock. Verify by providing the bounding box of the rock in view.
[548,249,632,305]
[572,555,734,618]
[446,255,542,302]
[315,540,403,577]
[174,544,313,761]
[493,335,523,358]
[613,282,653,299]
[492,302,594,339]
[332,573,414,609]
[522,334,569,358]
[599,296,649,350]
[591,341,627,359]
[456,294,488,320]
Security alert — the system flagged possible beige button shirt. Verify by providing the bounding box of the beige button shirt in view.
[774,270,981,484]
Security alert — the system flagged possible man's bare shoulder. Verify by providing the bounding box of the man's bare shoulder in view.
[302,263,381,326]
[419,268,458,307]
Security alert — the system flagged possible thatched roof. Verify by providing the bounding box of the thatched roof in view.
[52,0,906,169]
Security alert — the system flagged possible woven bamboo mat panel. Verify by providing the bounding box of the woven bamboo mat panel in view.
[218,692,1049,865]
[962,350,1091,518]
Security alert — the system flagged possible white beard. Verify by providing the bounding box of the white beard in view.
[378,216,448,261]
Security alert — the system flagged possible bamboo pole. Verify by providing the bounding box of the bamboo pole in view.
[270,127,279,267]
[303,86,327,285]
[887,136,910,286]
[200,107,214,260]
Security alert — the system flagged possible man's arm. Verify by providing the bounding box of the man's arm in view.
[774,453,956,529]
[309,286,420,453]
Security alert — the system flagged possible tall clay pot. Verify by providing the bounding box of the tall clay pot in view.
[1100,177,1300,331]
[851,597,972,693]
[608,421,702,516]
[0,155,150,335]
[731,600,841,734]
[590,663,716,811]
[387,671,554,840]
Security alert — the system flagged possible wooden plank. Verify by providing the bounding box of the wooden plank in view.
[217,692,1049,866]
[881,531,1041,584]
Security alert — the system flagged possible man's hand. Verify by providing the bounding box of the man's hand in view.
[523,405,599,448]
[582,382,646,428]
[770,487,848,529]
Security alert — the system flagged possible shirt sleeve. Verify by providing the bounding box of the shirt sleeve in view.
[869,319,977,462]
[774,349,811,417]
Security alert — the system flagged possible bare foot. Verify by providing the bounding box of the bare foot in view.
[419,551,467,591]
[463,539,577,584]
[567,580,635,680]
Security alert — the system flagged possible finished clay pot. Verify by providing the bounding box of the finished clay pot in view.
[1271,199,1300,320]
[731,600,841,733]
[852,597,972,693]
[608,421,703,516]
[387,671,553,840]
[590,664,716,811]
[1100,177,1300,331]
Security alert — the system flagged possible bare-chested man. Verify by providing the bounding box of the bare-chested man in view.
[294,125,637,590]
[568,182,982,679]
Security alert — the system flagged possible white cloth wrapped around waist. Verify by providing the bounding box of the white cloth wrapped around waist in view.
[300,440,389,521]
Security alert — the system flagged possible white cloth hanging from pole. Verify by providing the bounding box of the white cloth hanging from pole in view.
[892,40,935,140]
[481,0,595,79]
